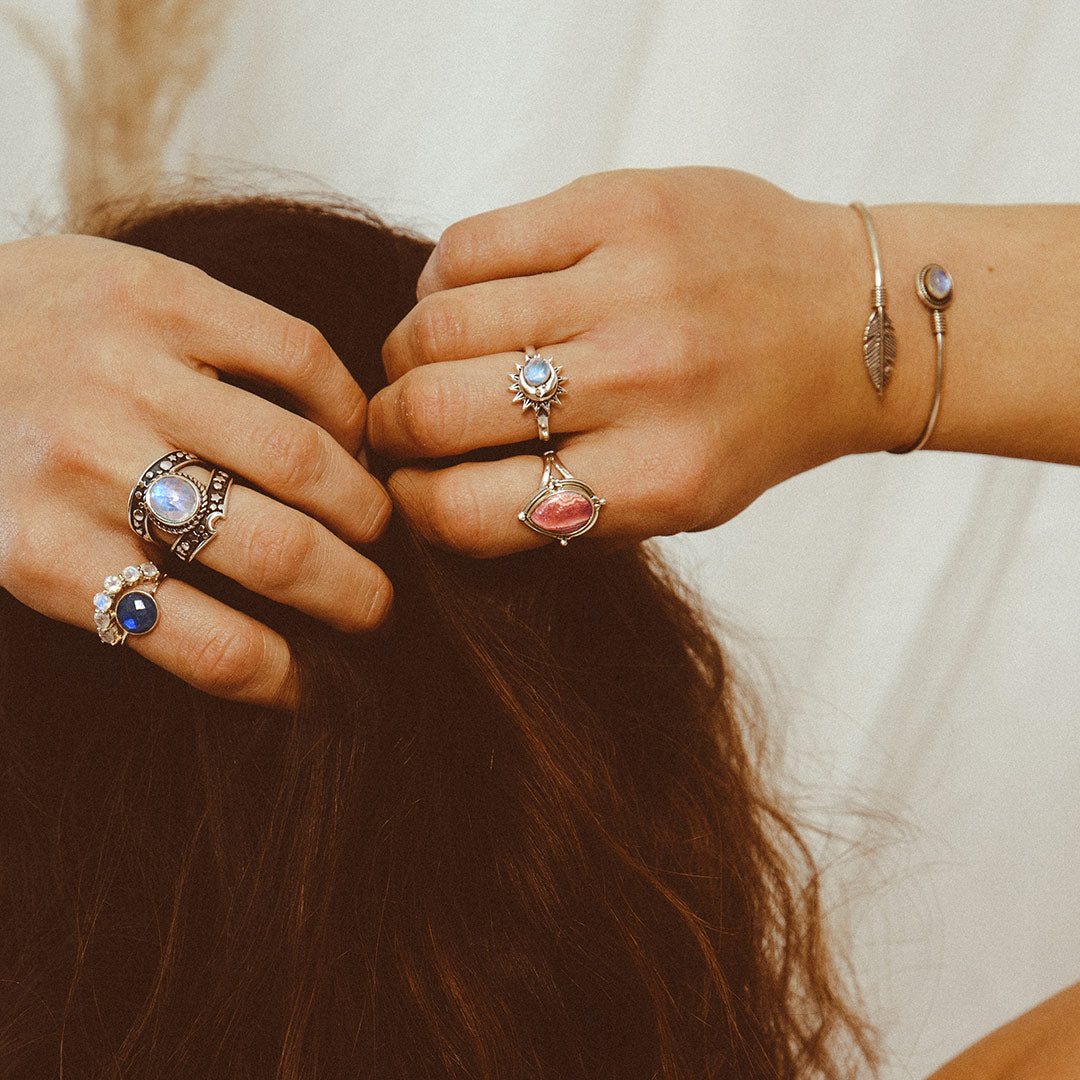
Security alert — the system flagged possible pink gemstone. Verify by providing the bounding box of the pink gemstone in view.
[530,491,593,535]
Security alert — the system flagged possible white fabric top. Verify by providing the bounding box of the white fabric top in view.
[3,1,1079,1075]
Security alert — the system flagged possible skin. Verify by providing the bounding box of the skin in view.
[0,234,392,709]
[1,170,1075,1072]
[370,167,1080,555]
[925,982,1080,1080]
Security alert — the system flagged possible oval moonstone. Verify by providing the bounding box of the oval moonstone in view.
[925,265,952,302]
[146,475,200,526]
[530,491,593,535]
[115,590,159,635]
[522,357,552,387]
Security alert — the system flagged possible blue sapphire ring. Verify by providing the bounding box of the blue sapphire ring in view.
[128,452,233,563]
[509,346,567,442]
[92,562,164,646]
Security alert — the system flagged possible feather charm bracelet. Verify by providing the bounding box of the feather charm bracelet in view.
[851,202,897,396]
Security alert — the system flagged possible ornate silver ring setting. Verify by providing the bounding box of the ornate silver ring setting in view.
[92,562,164,646]
[128,451,233,563]
[509,346,566,442]
[518,451,605,545]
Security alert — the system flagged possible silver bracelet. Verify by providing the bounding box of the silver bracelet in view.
[851,202,897,396]
[888,264,953,454]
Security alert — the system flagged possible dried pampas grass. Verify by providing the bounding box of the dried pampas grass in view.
[10,0,233,226]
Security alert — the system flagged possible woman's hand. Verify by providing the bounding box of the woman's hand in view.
[369,168,897,556]
[0,234,392,708]
[372,169,1080,556]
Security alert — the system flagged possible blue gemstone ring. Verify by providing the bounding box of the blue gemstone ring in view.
[128,452,234,563]
[92,562,164,646]
[509,346,567,442]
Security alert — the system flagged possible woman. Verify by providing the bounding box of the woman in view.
[0,196,875,1077]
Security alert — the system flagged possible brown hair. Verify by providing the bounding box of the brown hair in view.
[0,198,875,1078]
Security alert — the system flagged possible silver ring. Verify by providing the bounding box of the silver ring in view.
[518,450,605,545]
[128,452,233,563]
[92,562,164,646]
[509,346,566,443]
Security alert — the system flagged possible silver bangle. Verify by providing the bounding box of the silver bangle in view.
[851,202,898,397]
[889,263,953,454]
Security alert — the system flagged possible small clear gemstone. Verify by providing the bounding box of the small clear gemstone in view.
[925,265,952,301]
[93,592,112,613]
[93,611,112,629]
[139,562,159,580]
[146,474,201,527]
[522,357,552,387]
[122,565,141,584]
[116,590,159,635]
[103,574,124,595]
[98,624,123,645]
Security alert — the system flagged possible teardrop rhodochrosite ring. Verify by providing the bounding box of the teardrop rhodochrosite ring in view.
[518,451,605,545]
[509,346,566,442]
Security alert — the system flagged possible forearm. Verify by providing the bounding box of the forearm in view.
[925,982,1080,1080]
[837,201,1080,462]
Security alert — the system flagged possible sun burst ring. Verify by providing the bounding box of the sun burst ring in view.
[128,451,235,564]
[508,346,567,443]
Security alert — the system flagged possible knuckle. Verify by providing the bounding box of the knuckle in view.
[428,469,486,555]
[410,296,466,364]
[241,513,320,594]
[187,623,267,699]
[626,171,677,227]
[256,419,329,493]
[394,371,456,455]
[4,523,41,596]
[636,447,705,532]
[42,428,107,485]
[94,248,204,328]
[277,317,332,388]
[430,220,475,287]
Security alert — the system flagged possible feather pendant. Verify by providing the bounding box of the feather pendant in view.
[863,303,897,395]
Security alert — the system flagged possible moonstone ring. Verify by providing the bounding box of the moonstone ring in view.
[519,451,605,545]
[128,451,233,563]
[509,346,566,442]
[92,561,164,646]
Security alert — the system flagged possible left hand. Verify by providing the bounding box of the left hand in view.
[368,167,888,556]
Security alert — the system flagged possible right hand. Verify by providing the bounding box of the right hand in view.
[0,234,392,709]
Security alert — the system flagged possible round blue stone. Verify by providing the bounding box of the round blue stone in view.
[522,357,552,387]
[115,590,159,635]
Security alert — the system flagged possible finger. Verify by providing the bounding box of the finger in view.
[65,552,298,710]
[195,485,393,632]
[417,175,611,297]
[386,433,694,558]
[383,260,602,380]
[158,366,391,546]
[128,577,298,709]
[142,250,368,453]
[369,344,619,461]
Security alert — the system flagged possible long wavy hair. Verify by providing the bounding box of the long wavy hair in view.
[0,197,876,1078]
